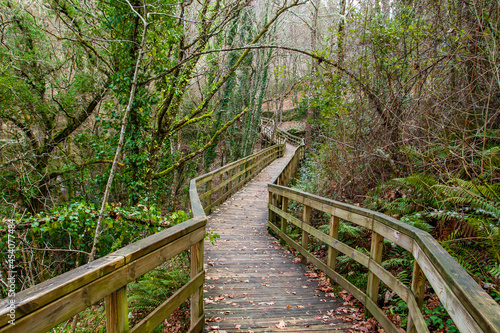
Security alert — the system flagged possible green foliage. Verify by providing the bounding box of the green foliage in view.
[491,264,500,278]
[0,201,190,297]
[424,306,459,332]
[206,230,220,245]
[292,153,320,194]
[128,255,190,316]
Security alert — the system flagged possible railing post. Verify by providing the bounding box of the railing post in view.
[407,261,426,333]
[366,231,384,317]
[190,239,204,331]
[327,215,340,282]
[219,172,223,198]
[271,121,276,145]
[206,179,212,214]
[105,286,129,333]
[301,205,311,264]
[230,167,235,194]
[280,196,288,246]
[269,192,276,225]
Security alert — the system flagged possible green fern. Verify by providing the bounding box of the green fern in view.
[383,257,412,270]
[400,213,434,232]
[371,173,500,284]
[394,174,444,209]
[490,263,500,278]
[128,257,190,315]
[434,182,500,218]
[395,270,411,285]
[482,146,500,170]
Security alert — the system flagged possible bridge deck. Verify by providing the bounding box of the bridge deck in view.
[204,144,353,332]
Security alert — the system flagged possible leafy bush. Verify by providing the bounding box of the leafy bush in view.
[0,202,190,297]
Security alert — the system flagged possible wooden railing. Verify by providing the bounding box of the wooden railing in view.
[191,144,285,216]
[0,134,286,332]
[260,117,305,146]
[267,138,500,333]
[0,217,206,333]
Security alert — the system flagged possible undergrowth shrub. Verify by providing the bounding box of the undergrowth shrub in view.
[128,253,191,331]
[0,202,190,297]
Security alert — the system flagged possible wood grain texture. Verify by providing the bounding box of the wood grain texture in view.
[105,287,128,333]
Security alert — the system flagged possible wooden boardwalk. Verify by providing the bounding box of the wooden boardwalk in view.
[204,145,353,332]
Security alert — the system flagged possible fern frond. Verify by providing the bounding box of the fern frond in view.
[394,174,444,209]
[400,213,434,232]
[434,183,500,217]
[382,257,412,270]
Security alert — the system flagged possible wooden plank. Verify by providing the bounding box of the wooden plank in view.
[266,222,366,304]
[267,223,400,333]
[193,145,278,186]
[414,233,500,333]
[372,220,413,252]
[129,271,205,333]
[406,293,429,333]
[301,205,311,264]
[105,286,128,333]
[407,261,426,333]
[412,243,484,333]
[366,232,384,317]
[268,145,301,185]
[110,217,206,264]
[189,180,205,218]
[280,197,288,246]
[186,314,204,333]
[209,154,275,210]
[269,184,500,332]
[190,240,203,329]
[368,259,409,303]
[0,228,206,333]
[268,186,372,228]
[364,297,400,333]
[0,255,125,327]
[327,215,339,274]
[206,179,212,214]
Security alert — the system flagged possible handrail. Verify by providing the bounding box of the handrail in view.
[0,217,206,333]
[267,129,500,333]
[0,129,286,332]
[190,144,285,216]
[260,117,305,146]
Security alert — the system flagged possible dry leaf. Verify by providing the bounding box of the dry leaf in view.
[275,320,286,329]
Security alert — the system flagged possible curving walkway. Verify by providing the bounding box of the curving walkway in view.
[203,144,353,332]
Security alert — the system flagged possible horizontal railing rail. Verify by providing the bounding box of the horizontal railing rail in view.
[267,136,500,333]
[0,217,206,333]
[190,144,285,216]
[0,127,286,332]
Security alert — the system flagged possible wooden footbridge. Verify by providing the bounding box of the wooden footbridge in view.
[1,119,500,333]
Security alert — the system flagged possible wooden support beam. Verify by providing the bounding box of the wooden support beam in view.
[366,231,384,317]
[105,286,129,333]
[280,197,288,246]
[407,260,426,333]
[327,215,340,284]
[190,240,204,331]
[269,192,276,224]
[301,205,312,264]
[206,180,212,214]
